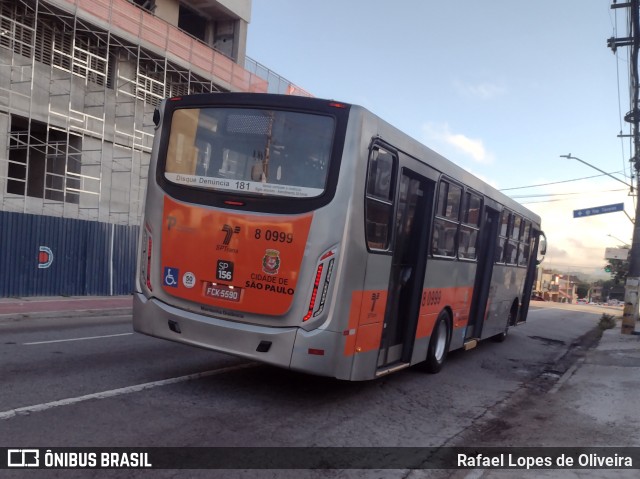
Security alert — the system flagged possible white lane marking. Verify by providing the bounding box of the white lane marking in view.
[24,332,133,345]
[0,363,257,420]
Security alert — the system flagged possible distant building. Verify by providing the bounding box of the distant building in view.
[590,283,603,303]
[536,269,577,303]
[0,0,309,296]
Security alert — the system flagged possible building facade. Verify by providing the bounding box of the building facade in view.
[536,269,578,303]
[0,0,308,296]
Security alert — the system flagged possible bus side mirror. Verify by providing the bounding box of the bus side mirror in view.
[536,231,547,265]
[153,108,160,127]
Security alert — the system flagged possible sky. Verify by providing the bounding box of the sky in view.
[246,0,635,278]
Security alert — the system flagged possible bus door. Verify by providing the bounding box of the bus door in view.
[466,206,500,341]
[517,229,545,324]
[377,169,434,369]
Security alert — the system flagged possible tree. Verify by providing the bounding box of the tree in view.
[576,282,590,298]
[605,257,630,284]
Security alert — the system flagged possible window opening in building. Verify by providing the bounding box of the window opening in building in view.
[178,4,207,42]
[131,1,156,13]
[7,116,82,204]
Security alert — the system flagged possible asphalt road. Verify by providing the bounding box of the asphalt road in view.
[0,302,614,478]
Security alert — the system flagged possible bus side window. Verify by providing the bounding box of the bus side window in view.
[432,180,461,257]
[366,148,393,201]
[459,191,482,260]
[505,240,518,264]
[365,147,396,251]
[518,220,531,266]
[496,209,511,263]
[512,215,522,240]
[507,214,522,264]
[495,240,504,263]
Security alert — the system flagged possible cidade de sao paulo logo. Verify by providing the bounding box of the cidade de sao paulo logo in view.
[262,249,280,275]
[242,250,293,295]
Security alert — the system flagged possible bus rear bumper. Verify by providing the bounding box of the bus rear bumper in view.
[133,293,298,368]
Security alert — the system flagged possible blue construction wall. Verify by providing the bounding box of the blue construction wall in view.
[0,211,139,297]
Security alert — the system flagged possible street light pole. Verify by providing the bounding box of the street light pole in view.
[562,154,638,333]
[559,155,633,191]
[607,233,631,245]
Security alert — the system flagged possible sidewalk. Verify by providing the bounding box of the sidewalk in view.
[0,295,133,319]
[539,324,640,446]
[442,323,640,479]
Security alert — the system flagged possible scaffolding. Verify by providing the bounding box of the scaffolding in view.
[0,0,270,225]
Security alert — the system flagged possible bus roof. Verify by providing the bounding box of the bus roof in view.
[162,92,540,226]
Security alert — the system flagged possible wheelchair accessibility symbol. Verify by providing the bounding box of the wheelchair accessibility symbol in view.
[163,267,179,287]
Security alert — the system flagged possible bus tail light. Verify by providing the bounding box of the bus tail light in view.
[303,249,337,322]
[303,264,323,322]
[141,226,153,291]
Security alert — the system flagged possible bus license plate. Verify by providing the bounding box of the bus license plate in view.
[203,283,241,302]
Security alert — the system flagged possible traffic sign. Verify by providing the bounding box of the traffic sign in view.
[573,203,625,218]
[605,247,630,260]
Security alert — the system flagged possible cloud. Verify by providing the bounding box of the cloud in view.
[421,122,494,165]
[453,80,506,100]
[446,132,491,164]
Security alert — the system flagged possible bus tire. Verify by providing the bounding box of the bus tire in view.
[493,301,517,343]
[424,311,451,374]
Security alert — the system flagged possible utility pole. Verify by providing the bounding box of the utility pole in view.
[608,0,640,334]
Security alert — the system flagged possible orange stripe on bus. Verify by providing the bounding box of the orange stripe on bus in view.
[416,313,438,340]
[417,286,473,338]
[344,289,387,356]
[353,322,384,355]
[344,291,363,356]
[346,286,474,355]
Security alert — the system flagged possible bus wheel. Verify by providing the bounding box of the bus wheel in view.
[493,302,517,343]
[424,311,451,374]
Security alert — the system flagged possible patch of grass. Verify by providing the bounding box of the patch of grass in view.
[598,313,617,330]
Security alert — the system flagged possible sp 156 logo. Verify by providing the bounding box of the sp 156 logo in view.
[216,260,234,282]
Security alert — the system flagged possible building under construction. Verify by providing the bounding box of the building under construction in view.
[0,0,309,296]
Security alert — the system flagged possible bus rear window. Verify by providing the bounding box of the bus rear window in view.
[163,107,335,198]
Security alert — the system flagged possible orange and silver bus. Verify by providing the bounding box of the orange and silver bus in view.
[133,93,546,381]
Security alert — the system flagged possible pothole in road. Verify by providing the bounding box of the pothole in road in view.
[448,325,605,447]
[528,335,567,346]
[540,370,562,380]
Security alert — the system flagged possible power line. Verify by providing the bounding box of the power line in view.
[511,188,627,199]
[499,171,625,191]
[523,198,620,205]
